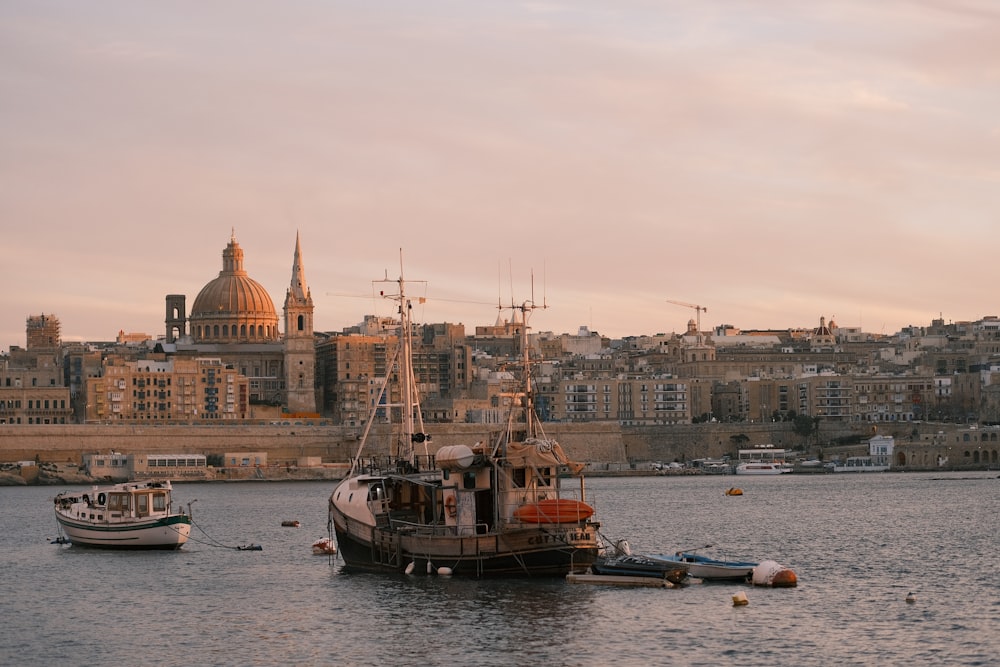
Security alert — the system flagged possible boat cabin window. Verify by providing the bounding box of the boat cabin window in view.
[462,471,477,490]
[152,493,167,512]
[107,493,129,512]
[136,493,149,517]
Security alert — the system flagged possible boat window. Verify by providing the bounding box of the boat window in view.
[137,494,149,517]
[463,471,476,490]
[152,493,167,512]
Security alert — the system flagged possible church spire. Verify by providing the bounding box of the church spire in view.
[288,230,310,301]
[283,231,316,415]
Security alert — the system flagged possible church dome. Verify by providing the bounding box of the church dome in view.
[189,233,279,343]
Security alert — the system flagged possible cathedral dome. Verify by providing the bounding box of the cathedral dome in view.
[189,233,279,343]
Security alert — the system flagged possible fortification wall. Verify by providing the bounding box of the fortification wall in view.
[0,421,626,466]
[0,421,982,471]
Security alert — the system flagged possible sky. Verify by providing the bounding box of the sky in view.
[2,1,999,350]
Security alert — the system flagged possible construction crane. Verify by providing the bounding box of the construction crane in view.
[666,300,707,336]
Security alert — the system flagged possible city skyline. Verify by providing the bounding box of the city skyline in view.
[3,2,998,348]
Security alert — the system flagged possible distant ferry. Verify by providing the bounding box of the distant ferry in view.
[736,446,792,475]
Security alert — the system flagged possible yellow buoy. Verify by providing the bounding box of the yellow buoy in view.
[732,591,749,606]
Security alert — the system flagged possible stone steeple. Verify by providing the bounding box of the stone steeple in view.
[283,231,317,414]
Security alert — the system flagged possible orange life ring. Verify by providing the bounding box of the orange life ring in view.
[444,495,457,518]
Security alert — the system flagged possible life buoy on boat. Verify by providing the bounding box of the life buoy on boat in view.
[444,495,457,519]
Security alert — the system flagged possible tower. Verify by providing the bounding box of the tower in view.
[283,231,317,414]
[165,295,187,343]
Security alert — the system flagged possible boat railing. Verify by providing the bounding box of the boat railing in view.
[388,518,489,537]
[353,454,436,476]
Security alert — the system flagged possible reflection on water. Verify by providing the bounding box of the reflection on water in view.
[1,474,997,666]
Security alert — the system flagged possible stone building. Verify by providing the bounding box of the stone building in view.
[83,356,249,422]
[0,314,72,424]
[162,231,317,416]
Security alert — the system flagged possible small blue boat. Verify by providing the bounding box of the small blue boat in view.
[591,553,688,583]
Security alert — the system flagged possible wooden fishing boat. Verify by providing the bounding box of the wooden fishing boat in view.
[327,257,600,577]
[53,480,191,550]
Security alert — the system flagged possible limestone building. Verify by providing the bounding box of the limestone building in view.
[159,231,317,417]
[0,314,72,424]
[78,234,316,423]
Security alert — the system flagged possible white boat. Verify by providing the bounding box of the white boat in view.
[327,258,600,576]
[735,446,792,475]
[312,537,337,555]
[649,551,758,581]
[735,462,791,475]
[53,480,191,550]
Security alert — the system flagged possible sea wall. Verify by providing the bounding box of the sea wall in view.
[0,421,627,466]
[1,421,990,474]
[0,420,857,466]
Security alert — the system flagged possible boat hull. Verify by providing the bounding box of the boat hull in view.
[332,512,598,576]
[591,555,688,582]
[55,513,191,550]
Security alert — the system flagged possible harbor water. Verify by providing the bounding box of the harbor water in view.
[1,472,997,666]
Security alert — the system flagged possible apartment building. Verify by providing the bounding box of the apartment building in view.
[83,357,249,422]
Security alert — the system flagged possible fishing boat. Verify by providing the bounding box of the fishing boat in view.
[327,259,601,576]
[53,480,191,550]
[649,549,758,581]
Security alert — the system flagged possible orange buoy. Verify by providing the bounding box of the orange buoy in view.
[770,568,798,588]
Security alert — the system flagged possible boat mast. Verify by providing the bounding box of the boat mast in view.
[519,300,536,437]
[375,251,428,463]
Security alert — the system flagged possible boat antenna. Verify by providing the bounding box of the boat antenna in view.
[368,250,430,463]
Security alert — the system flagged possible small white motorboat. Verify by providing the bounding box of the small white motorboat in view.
[649,549,758,581]
[312,537,337,555]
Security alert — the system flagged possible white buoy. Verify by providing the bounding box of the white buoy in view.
[427,561,434,574]
[906,591,915,604]
[751,560,798,587]
[732,591,749,606]
[437,566,453,576]
[404,561,415,575]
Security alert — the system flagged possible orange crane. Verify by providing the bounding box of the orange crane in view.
[666,300,707,335]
